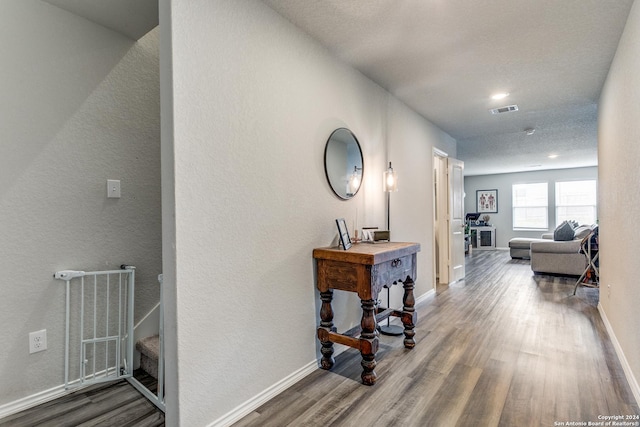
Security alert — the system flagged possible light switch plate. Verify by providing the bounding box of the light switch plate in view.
[107,180,121,198]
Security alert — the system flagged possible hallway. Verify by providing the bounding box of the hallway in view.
[234,250,639,426]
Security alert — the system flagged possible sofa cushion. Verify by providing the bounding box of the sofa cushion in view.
[573,225,594,239]
[509,238,546,249]
[530,239,582,254]
[554,221,575,241]
[531,251,587,276]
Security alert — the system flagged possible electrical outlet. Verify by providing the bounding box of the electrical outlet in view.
[29,329,47,354]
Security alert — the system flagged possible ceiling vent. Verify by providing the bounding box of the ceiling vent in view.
[490,105,519,115]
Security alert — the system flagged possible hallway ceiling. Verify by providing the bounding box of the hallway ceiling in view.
[43,1,634,176]
[263,0,634,175]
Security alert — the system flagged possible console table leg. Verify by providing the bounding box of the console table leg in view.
[319,290,335,369]
[401,277,417,349]
[360,298,379,385]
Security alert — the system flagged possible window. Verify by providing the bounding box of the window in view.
[513,183,548,230]
[555,180,597,225]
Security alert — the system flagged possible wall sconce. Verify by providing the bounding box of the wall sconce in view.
[348,166,362,195]
[383,162,398,192]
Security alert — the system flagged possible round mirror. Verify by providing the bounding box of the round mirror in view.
[324,128,364,200]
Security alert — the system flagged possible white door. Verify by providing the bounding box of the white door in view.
[448,158,465,283]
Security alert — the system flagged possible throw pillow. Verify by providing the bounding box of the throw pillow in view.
[573,225,593,240]
[553,220,566,232]
[554,221,575,241]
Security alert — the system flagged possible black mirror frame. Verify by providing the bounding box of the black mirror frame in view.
[323,128,364,200]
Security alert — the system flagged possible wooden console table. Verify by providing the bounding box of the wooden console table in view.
[313,242,420,385]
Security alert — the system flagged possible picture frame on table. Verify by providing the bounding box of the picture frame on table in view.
[335,218,352,250]
[476,189,498,213]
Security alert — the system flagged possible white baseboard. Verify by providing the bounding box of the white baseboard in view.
[2,289,437,424]
[210,288,436,427]
[0,384,71,420]
[208,359,318,427]
[598,302,640,406]
[416,288,435,306]
[0,369,134,420]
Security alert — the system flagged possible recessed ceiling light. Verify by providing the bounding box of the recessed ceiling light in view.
[491,92,509,100]
[548,154,558,159]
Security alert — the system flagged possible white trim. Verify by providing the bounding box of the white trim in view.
[209,288,435,427]
[208,290,435,427]
[1,289,437,424]
[0,384,73,419]
[416,288,435,306]
[598,302,640,406]
[134,301,161,332]
[433,147,449,158]
[208,360,318,427]
[0,366,139,420]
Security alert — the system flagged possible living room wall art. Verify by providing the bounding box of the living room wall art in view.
[477,189,498,213]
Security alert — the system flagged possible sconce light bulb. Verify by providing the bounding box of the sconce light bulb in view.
[386,174,394,187]
[383,162,398,192]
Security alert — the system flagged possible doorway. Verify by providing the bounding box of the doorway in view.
[433,150,448,286]
[433,149,466,286]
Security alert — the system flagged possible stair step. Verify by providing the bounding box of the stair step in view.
[136,335,160,361]
[136,335,160,380]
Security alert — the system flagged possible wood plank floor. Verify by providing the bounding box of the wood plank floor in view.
[233,250,640,427]
[0,370,164,427]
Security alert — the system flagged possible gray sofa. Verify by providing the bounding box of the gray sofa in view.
[509,234,551,259]
[530,239,587,276]
[509,224,595,276]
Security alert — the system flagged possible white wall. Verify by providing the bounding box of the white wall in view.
[161,0,455,425]
[599,0,640,404]
[464,167,598,247]
[0,1,161,409]
[388,98,456,298]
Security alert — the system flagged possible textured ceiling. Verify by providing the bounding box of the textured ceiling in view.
[263,0,634,175]
[43,0,633,175]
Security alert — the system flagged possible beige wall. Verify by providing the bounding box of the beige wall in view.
[598,0,640,405]
[161,0,455,425]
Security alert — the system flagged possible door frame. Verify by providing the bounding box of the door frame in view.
[433,148,449,287]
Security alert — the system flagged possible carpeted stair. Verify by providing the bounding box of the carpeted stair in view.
[136,335,160,380]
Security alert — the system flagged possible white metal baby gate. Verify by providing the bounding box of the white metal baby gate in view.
[128,274,165,412]
[54,266,136,389]
[54,266,165,411]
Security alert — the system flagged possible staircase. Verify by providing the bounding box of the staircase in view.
[136,335,161,380]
